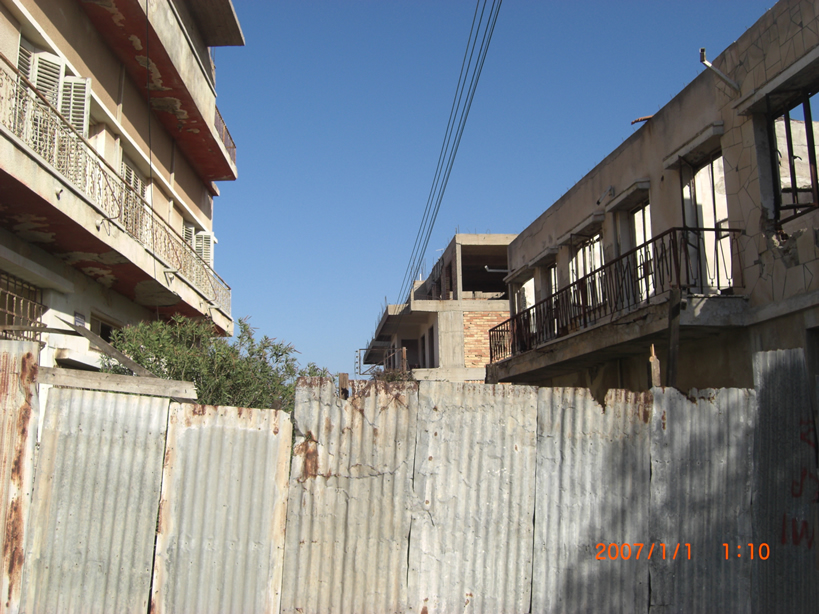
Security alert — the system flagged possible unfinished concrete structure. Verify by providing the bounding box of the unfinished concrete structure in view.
[0,0,242,369]
[487,0,819,396]
[364,234,514,382]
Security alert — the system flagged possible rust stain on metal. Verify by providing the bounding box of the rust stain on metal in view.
[9,401,30,487]
[662,410,667,431]
[0,354,9,401]
[639,392,653,424]
[421,606,429,614]
[192,404,207,416]
[294,431,318,481]
[3,498,23,604]
[20,351,38,388]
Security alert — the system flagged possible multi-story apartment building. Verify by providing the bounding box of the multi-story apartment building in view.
[363,234,514,382]
[487,0,819,399]
[0,0,242,370]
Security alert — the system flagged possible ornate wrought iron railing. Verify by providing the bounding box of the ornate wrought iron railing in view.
[489,227,743,363]
[0,53,231,316]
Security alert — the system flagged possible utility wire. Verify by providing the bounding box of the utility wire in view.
[395,0,502,304]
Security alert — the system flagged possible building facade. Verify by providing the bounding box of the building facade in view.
[487,0,819,398]
[0,0,241,370]
[364,234,513,382]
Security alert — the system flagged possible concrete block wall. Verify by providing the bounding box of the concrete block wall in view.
[463,310,508,368]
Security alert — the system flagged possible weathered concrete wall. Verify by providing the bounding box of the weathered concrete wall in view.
[0,2,20,66]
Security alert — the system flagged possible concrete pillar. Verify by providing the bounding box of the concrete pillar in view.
[454,241,463,300]
[437,310,465,368]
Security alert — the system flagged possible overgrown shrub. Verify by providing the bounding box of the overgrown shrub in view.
[101,315,327,410]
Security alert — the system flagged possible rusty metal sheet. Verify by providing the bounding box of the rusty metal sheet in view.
[409,381,538,614]
[650,387,757,613]
[752,349,819,613]
[0,340,39,614]
[150,403,292,614]
[533,387,652,613]
[20,388,169,614]
[281,378,417,614]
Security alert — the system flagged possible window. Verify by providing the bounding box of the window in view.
[121,156,150,242]
[682,154,733,290]
[194,232,214,268]
[632,203,653,300]
[547,263,558,296]
[18,38,90,137]
[184,222,215,268]
[90,314,120,344]
[769,92,819,224]
[569,233,605,320]
[570,233,603,283]
[0,269,44,342]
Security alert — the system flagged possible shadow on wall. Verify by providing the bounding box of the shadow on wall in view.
[541,349,817,613]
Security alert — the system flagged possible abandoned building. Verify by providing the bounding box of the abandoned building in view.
[363,234,513,382]
[486,0,819,395]
[0,0,242,369]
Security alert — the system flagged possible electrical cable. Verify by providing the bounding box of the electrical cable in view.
[395,0,502,305]
[371,0,500,372]
[145,1,159,320]
[396,0,483,301]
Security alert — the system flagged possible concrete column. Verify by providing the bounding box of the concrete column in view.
[437,310,465,368]
[454,241,463,300]
[558,245,572,288]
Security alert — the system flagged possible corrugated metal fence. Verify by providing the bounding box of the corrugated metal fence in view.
[0,340,816,612]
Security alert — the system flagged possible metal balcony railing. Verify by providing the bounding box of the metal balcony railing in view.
[0,53,230,316]
[215,106,236,165]
[489,227,743,363]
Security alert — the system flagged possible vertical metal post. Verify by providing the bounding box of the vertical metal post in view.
[766,96,783,221]
[802,93,819,207]
[784,109,800,208]
[401,347,407,372]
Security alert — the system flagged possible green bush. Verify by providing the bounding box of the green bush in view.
[101,315,327,411]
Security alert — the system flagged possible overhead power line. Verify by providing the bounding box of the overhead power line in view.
[395,0,502,304]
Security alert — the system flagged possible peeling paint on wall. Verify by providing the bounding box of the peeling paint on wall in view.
[135,56,172,92]
[82,0,125,28]
[60,251,130,266]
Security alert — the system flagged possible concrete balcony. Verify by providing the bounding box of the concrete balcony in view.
[0,55,231,331]
[77,0,242,183]
[487,227,746,385]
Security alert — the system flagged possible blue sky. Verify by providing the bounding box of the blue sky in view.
[212,1,774,375]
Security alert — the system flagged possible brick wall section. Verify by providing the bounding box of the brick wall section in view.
[463,311,509,368]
